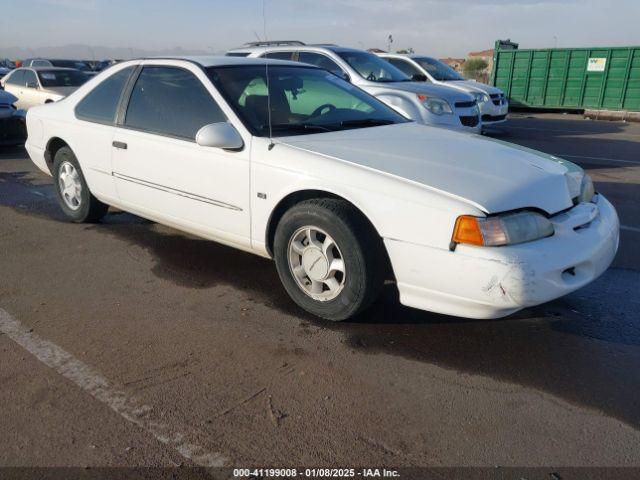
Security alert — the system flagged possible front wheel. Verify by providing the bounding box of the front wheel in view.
[273,199,385,321]
[53,146,109,223]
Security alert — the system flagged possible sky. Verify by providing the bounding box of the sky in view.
[1,0,639,59]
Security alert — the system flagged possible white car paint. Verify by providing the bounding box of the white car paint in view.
[24,57,619,319]
[378,53,510,126]
[227,44,482,134]
[0,67,78,109]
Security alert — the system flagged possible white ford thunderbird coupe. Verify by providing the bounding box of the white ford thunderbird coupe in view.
[24,57,619,321]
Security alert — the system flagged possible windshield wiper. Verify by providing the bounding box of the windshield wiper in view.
[339,119,396,128]
[262,123,333,134]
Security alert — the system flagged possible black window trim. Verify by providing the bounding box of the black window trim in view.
[74,65,138,127]
[117,64,228,143]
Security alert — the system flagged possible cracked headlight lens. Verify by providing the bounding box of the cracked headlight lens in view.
[452,211,554,247]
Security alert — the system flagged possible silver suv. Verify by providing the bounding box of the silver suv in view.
[227,42,481,134]
[378,53,509,127]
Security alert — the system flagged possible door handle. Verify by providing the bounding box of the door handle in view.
[112,141,127,150]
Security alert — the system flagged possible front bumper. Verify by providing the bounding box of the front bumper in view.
[385,194,619,319]
[426,105,481,134]
[480,98,509,125]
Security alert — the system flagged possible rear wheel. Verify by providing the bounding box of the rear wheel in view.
[53,146,109,223]
[274,199,385,321]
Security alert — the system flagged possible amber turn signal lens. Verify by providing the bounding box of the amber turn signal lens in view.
[452,215,484,246]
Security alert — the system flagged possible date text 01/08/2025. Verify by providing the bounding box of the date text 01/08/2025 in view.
[233,468,400,478]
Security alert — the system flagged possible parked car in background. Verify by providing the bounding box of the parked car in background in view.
[0,90,26,146]
[227,42,481,133]
[22,58,97,76]
[24,57,618,321]
[0,59,15,79]
[378,53,509,126]
[95,59,122,72]
[1,59,16,69]
[0,67,88,109]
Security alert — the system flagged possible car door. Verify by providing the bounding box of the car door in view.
[3,70,25,108]
[112,64,251,247]
[21,70,42,108]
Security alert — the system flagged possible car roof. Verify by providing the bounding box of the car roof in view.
[17,66,78,71]
[226,45,364,55]
[138,55,314,68]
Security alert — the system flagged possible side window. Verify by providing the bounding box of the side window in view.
[23,70,38,87]
[76,66,135,124]
[33,60,50,67]
[5,70,25,86]
[261,51,294,60]
[387,58,421,78]
[124,66,226,140]
[298,52,346,78]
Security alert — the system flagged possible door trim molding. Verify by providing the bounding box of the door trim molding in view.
[112,172,243,211]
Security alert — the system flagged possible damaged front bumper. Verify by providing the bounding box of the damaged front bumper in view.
[385,194,619,319]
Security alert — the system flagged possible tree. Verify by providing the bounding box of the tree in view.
[463,58,488,79]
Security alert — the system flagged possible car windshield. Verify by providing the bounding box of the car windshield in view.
[37,69,88,87]
[207,65,408,137]
[335,51,410,83]
[413,57,464,81]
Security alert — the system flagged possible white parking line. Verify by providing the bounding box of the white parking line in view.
[552,154,640,166]
[621,225,640,233]
[0,309,227,467]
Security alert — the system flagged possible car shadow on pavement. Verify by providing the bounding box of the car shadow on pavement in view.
[91,215,640,431]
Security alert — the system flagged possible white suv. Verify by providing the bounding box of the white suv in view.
[227,42,482,134]
[378,53,509,127]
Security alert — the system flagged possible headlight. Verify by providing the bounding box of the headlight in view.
[471,91,490,104]
[452,211,554,248]
[579,174,595,203]
[417,94,453,115]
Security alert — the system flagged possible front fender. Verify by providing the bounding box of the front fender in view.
[249,138,483,256]
[375,92,424,122]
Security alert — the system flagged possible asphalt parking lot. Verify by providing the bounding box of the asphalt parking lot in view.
[1,113,639,471]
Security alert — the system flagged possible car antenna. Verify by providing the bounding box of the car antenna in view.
[263,0,275,151]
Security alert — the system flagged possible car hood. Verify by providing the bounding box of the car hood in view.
[366,81,475,102]
[41,86,78,97]
[279,122,577,215]
[0,90,18,105]
[443,80,503,96]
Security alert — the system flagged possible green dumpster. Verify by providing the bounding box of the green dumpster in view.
[491,40,640,112]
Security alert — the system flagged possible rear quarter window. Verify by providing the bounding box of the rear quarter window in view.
[75,66,135,124]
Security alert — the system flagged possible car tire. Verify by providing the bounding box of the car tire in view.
[273,198,385,321]
[52,146,109,223]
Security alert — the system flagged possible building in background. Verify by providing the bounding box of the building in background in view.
[439,57,465,73]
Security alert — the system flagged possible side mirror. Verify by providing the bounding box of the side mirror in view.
[195,122,244,151]
[411,73,427,82]
[26,82,38,89]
